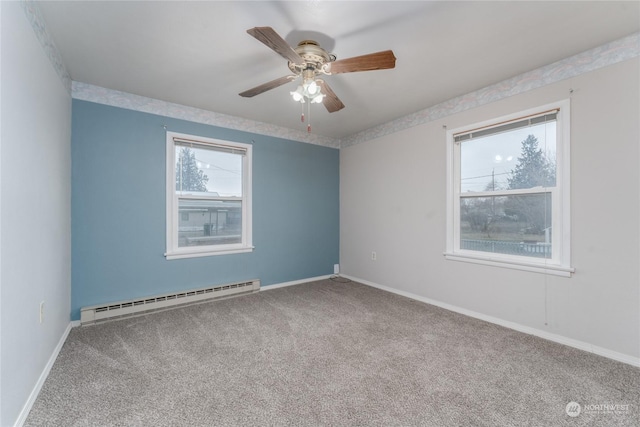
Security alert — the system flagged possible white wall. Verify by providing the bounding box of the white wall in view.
[341,58,640,363]
[0,2,72,425]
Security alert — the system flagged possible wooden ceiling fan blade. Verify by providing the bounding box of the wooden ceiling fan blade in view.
[239,75,297,98]
[247,27,304,66]
[318,81,345,113]
[328,50,396,74]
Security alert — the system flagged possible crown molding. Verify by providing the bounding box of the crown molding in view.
[340,32,640,148]
[21,0,72,93]
[72,82,340,148]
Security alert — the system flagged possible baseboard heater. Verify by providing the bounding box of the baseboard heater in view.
[80,279,260,325]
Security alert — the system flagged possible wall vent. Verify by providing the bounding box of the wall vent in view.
[80,279,260,325]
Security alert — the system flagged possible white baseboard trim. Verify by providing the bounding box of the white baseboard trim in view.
[14,321,78,427]
[260,275,333,291]
[343,275,640,368]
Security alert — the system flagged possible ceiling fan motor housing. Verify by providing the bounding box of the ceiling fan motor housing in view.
[288,40,335,76]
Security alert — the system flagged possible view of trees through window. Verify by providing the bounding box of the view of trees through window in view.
[176,147,209,192]
[460,126,556,259]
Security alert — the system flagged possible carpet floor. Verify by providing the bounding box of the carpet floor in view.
[25,279,639,426]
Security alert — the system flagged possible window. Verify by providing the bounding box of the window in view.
[165,132,252,259]
[445,100,573,276]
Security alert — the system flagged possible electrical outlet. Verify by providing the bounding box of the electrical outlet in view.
[371,251,377,261]
[333,264,340,274]
[39,301,45,324]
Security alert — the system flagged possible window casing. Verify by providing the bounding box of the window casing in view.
[165,132,252,260]
[445,100,573,276]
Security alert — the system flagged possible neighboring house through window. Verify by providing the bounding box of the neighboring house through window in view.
[445,100,573,276]
[165,131,253,259]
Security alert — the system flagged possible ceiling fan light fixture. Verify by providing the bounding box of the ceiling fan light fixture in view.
[304,79,319,95]
[290,86,305,102]
[311,92,325,103]
[291,79,324,104]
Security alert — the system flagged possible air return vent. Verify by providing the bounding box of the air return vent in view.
[80,280,260,325]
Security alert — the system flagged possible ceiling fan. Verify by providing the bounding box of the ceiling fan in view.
[239,27,396,117]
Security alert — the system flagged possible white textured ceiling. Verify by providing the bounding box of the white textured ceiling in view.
[37,1,640,139]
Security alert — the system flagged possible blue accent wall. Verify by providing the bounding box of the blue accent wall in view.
[71,100,339,320]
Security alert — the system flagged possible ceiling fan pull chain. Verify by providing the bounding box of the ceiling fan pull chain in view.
[307,102,312,133]
[301,101,305,122]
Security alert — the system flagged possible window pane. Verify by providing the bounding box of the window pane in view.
[460,121,556,193]
[175,146,242,197]
[460,193,552,258]
[178,199,242,247]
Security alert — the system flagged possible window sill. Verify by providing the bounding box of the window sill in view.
[443,252,574,277]
[165,246,254,260]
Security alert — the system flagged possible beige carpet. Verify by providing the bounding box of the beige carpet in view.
[25,279,639,426]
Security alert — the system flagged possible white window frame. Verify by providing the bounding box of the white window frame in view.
[165,131,253,260]
[445,100,574,277]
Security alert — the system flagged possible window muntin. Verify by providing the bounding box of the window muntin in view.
[446,101,572,276]
[166,132,252,259]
